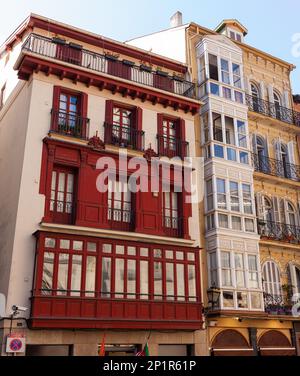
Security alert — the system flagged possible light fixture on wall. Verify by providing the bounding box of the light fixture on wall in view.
[207,284,221,311]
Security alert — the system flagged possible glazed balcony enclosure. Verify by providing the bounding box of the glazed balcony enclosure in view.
[30,232,202,329]
[246,94,300,127]
[21,34,197,99]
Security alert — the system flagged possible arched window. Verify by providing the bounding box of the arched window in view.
[287,201,296,227]
[251,82,259,98]
[262,260,282,296]
[262,196,273,223]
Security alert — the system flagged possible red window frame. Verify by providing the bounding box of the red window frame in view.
[36,234,200,303]
[162,190,182,237]
[50,165,77,225]
[157,114,186,158]
[52,87,88,138]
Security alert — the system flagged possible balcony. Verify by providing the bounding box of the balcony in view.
[251,153,300,182]
[30,232,202,330]
[162,216,184,238]
[246,94,300,127]
[157,135,189,159]
[50,109,90,140]
[258,220,300,243]
[263,292,293,316]
[22,34,196,100]
[104,122,145,151]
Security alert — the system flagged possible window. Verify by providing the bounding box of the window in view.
[206,214,215,231]
[206,180,213,211]
[242,184,252,214]
[248,255,259,289]
[42,252,55,294]
[218,213,229,228]
[240,151,249,164]
[212,112,223,142]
[221,252,232,286]
[262,260,282,295]
[214,144,224,158]
[225,116,235,145]
[108,179,132,225]
[198,55,206,83]
[237,292,248,309]
[232,64,242,88]
[50,166,75,224]
[217,179,226,209]
[287,201,296,226]
[237,121,247,148]
[223,291,234,307]
[235,253,245,287]
[232,216,242,231]
[234,91,243,104]
[208,54,219,81]
[245,218,255,232]
[209,252,218,287]
[203,112,209,143]
[222,87,232,100]
[162,118,178,156]
[221,59,230,84]
[162,191,179,231]
[56,92,81,136]
[112,106,132,145]
[230,181,239,212]
[251,83,259,98]
[210,82,220,96]
[227,148,237,161]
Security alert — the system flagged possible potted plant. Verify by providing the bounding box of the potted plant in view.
[140,64,152,72]
[52,36,66,45]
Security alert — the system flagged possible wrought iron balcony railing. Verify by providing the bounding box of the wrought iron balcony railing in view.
[246,94,300,127]
[162,216,183,238]
[107,207,135,232]
[258,219,300,243]
[50,109,90,140]
[157,135,189,159]
[251,153,300,181]
[22,34,196,99]
[104,122,145,151]
[263,292,293,315]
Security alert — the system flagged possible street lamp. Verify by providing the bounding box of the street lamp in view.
[207,285,221,311]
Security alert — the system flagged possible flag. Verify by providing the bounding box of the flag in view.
[136,343,150,356]
[99,334,106,356]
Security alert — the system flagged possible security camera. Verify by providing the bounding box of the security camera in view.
[12,305,28,312]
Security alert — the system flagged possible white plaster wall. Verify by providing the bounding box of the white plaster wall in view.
[127,26,187,64]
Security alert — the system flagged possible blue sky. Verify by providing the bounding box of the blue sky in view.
[2,0,300,93]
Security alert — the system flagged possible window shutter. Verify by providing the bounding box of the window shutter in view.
[279,198,288,224]
[244,76,250,94]
[105,100,114,124]
[255,192,264,220]
[267,84,274,103]
[288,262,298,295]
[272,196,280,223]
[52,86,61,110]
[287,141,297,180]
[283,90,290,109]
[259,81,265,100]
[178,118,186,157]
[157,113,164,154]
[251,133,258,154]
[133,107,143,150]
[81,92,88,139]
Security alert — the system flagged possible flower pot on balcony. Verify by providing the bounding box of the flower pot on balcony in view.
[105,54,118,61]
[140,64,152,72]
[122,59,135,67]
[156,70,169,77]
[69,42,82,50]
[173,75,184,82]
[52,37,66,45]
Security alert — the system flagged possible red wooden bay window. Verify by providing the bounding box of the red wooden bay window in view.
[51,86,89,139]
[50,166,76,225]
[104,100,144,151]
[157,114,188,159]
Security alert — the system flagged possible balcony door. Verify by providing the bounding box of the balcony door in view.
[57,92,81,137]
[50,166,76,224]
[112,106,132,146]
[262,260,282,297]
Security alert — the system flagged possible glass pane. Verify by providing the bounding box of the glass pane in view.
[70,255,82,296]
[140,260,149,299]
[42,252,54,294]
[45,238,56,248]
[251,292,262,309]
[166,263,174,300]
[140,247,148,257]
[116,245,125,254]
[188,265,196,302]
[176,264,185,301]
[60,239,70,249]
[237,291,248,309]
[101,257,111,297]
[115,258,124,298]
[85,256,96,297]
[154,262,162,300]
[154,249,162,258]
[103,244,112,253]
[127,259,136,298]
[127,246,136,256]
[176,251,184,260]
[166,250,173,259]
[223,291,234,308]
[87,242,97,252]
[214,144,224,158]
[57,253,69,295]
[73,241,83,251]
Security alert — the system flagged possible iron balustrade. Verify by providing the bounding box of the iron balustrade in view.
[157,135,189,159]
[50,109,90,140]
[246,94,300,127]
[104,122,145,151]
[263,292,292,315]
[251,153,300,181]
[22,33,196,99]
[107,207,135,231]
[258,219,300,243]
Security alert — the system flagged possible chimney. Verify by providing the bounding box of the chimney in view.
[170,11,183,28]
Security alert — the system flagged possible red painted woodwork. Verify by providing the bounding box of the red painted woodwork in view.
[56,43,82,65]
[41,138,192,239]
[17,55,199,114]
[107,59,131,80]
[153,73,174,93]
[6,15,186,73]
[30,231,202,329]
